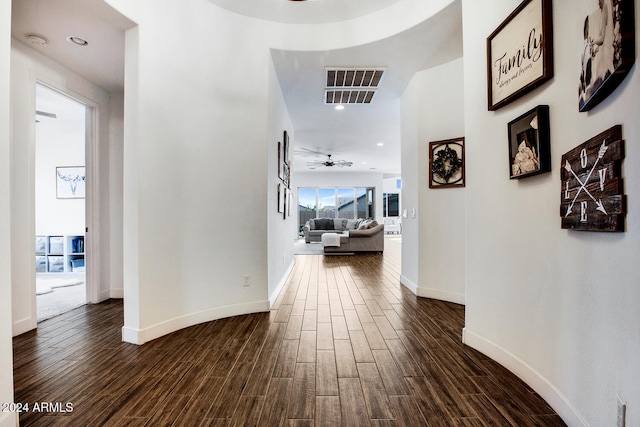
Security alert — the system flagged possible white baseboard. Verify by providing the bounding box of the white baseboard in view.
[416,287,465,305]
[0,411,17,427]
[270,259,295,308]
[122,299,270,345]
[109,288,123,299]
[400,275,418,294]
[12,316,36,337]
[400,275,465,305]
[462,328,586,427]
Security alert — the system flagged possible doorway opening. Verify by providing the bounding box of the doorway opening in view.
[35,83,88,322]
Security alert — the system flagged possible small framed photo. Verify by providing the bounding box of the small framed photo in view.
[277,183,284,213]
[578,0,635,112]
[508,105,551,179]
[487,0,554,111]
[283,130,290,163]
[56,166,85,199]
[429,137,465,188]
[277,141,283,180]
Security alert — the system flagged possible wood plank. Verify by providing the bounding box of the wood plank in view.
[316,349,339,396]
[260,378,292,426]
[317,322,334,350]
[357,362,394,419]
[297,330,317,363]
[288,363,316,419]
[273,340,299,378]
[372,349,411,396]
[339,377,371,426]
[348,330,375,363]
[334,339,359,378]
[331,315,350,340]
[316,396,342,427]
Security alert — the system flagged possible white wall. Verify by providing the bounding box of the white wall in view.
[109,93,125,298]
[119,1,275,344]
[461,1,640,426]
[267,54,296,306]
[400,58,466,304]
[11,39,115,334]
[0,3,16,426]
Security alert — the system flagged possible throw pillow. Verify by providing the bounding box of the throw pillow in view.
[316,218,333,230]
[358,220,371,230]
[308,219,316,230]
[367,220,379,229]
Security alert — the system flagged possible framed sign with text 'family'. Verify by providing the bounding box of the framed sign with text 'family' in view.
[487,0,554,111]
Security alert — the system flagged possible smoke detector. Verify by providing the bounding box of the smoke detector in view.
[26,34,48,46]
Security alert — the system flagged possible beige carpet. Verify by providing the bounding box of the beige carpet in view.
[36,274,86,322]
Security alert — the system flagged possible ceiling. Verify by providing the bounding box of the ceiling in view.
[205,0,405,25]
[11,0,462,176]
[11,0,134,93]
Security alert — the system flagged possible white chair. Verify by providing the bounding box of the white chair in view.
[383,218,401,234]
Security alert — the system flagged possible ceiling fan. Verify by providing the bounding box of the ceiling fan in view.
[307,154,353,169]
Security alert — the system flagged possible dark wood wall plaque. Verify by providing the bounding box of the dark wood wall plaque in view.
[560,125,626,232]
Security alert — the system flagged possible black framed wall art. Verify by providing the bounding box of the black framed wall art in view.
[429,138,465,188]
[578,0,635,112]
[487,0,554,111]
[508,105,551,179]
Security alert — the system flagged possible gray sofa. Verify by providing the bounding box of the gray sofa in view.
[303,218,363,243]
[322,222,384,254]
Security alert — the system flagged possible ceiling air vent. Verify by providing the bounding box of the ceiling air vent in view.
[325,68,385,104]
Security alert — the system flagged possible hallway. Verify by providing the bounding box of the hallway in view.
[13,246,565,426]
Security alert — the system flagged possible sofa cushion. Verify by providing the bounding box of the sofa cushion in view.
[346,219,360,229]
[315,218,334,230]
[333,218,348,230]
[308,219,315,230]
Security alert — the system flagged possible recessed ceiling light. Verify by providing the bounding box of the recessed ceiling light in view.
[66,36,89,46]
[334,105,345,110]
[26,34,48,46]
[376,142,384,146]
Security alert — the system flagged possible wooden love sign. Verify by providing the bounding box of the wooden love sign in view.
[560,125,626,232]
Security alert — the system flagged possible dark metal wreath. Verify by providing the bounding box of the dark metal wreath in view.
[432,144,463,183]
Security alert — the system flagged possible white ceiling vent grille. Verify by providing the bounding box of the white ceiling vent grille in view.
[324,68,385,104]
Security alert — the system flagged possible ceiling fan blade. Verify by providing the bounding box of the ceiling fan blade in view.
[36,110,57,119]
[295,147,327,156]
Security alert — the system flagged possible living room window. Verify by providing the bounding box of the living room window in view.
[298,187,375,231]
[383,193,399,217]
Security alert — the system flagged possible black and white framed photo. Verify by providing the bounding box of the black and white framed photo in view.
[508,105,551,179]
[56,166,85,199]
[487,0,554,111]
[429,138,465,188]
[283,130,289,163]
[277,183,284,213]
[578,0,635,112]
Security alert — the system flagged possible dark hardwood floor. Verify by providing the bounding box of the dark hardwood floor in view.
[13,239,566,426]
